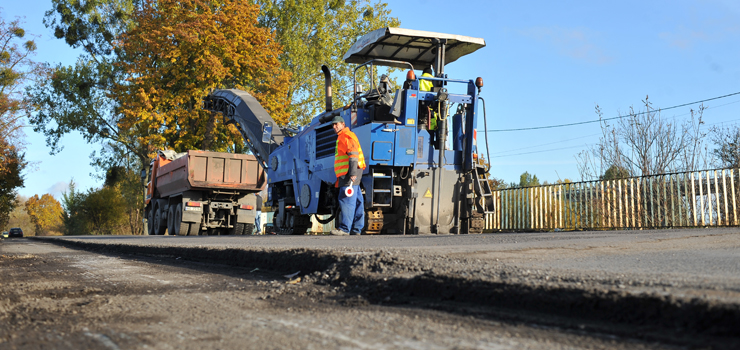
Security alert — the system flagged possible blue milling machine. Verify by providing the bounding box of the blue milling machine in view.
[204,28,494,234]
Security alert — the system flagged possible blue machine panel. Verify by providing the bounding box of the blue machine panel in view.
[394,126,416,166]
[372,141,393,161]
[353,123,397,166]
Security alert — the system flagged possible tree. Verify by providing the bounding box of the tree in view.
[5,194,31,231]
[577,96,709,180]
[255,0,400,125]
[517,171,540,188]
[24,194,63,235]
[61,180,128,235]
[113,0,291,156]
[600,164,630,180]
[82,186,126,235]
[103,161,145,235]
[61,179,87,235]
[0,139,25,227]
[709,125,740,168]
[1,12,44,142]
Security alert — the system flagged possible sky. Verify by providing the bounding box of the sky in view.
[4,0,740,199]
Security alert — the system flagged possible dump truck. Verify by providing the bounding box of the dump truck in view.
[144,150,266,236]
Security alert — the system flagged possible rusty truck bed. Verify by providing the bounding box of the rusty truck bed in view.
[155,150,266,197]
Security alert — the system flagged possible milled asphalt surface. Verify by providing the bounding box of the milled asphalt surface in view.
[23,228,740,348]
[35,228,739,280]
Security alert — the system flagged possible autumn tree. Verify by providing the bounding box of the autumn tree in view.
[0,13,40,224]
[1,12,43,142]
[102,158,145,235]
[60,180,128,235]
[5,194,31,231]
[24,194,64,235]
[113,0,291,156]
[0,139,25,227]
[255,0,400,125]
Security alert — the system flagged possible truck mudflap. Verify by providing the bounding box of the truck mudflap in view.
[236,194,257,224]
[203,89,284,168]
[181,201,203,223]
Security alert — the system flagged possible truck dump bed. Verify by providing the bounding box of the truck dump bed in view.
[155,150,266,198]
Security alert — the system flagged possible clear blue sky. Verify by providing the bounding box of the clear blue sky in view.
[5,0,740,198]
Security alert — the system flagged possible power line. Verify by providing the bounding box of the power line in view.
[490,133,599,155]
[491,145,585,158]
[486,91,740,132]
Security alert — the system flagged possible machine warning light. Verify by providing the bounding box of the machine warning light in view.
[406,70,416,81]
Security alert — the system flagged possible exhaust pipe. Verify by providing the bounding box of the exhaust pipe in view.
[322,65,332,112]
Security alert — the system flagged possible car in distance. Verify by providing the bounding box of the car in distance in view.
[8,227,23,238]
[1,231,7,238]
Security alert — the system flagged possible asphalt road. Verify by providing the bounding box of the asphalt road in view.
[2,228,739,349]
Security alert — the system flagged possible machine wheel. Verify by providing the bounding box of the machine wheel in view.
[154,203,167,235]
[146,207,155,235]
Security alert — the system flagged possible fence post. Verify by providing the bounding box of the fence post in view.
[732,168,738,226]
[722,169,729,226]
[714,170,721,226]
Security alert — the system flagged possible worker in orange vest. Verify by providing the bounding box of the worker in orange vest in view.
[330,116,367,236]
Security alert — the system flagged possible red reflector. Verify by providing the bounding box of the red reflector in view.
[186,202,201,207]
[240,205,253,210]
[411,94,416,97]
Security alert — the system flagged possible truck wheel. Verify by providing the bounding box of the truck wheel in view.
[147,207,155,235]
[230,223,244,235]
[154,203,166,235]
[167,206,175,235]
[243,223,254,235]
[175,204,190,236]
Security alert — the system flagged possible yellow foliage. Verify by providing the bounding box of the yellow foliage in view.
[113,0,291,158]
[24,194,64,235]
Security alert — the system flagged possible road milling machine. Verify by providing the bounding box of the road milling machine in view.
[204,28,494,234]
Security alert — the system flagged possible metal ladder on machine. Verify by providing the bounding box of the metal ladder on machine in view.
[367,168,394,233]
[471,163,495,230]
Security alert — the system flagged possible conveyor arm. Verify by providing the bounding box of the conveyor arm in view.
[203,89,285,168]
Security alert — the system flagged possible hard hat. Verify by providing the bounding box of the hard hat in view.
[423,66,433,75]
[331,116,345,124]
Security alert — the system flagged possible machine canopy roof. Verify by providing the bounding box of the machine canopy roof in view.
[343,27,486,70]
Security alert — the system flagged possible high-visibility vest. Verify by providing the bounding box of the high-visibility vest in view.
[420,72,438,130]
[420,72,434,92]
[334,128,366,178]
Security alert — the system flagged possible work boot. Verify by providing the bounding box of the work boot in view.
[350,231,361,236]
[330,229,349,236]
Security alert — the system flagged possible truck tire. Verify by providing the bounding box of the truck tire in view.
[243,223,255,235]
[167,206,175,235]
[154,202,167,235]
[230,223,244,235]
[175,204,190,236]
[147,207,155,235]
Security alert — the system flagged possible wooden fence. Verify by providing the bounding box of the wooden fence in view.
[487,167,740,231]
